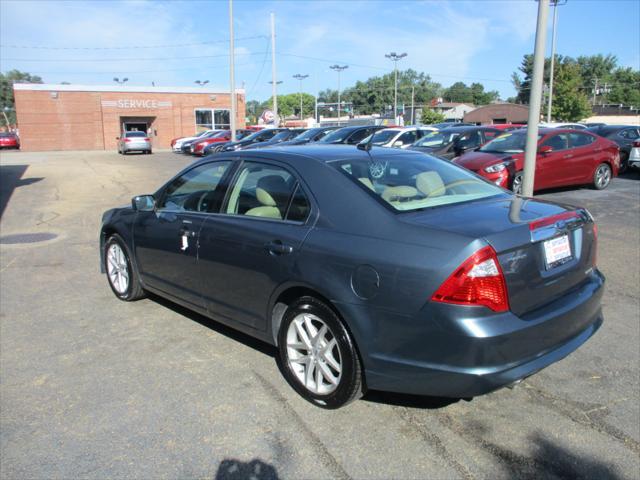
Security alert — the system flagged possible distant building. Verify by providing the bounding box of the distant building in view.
[13,83,245,151]
[430,101,475,122]
[464,103,529,125]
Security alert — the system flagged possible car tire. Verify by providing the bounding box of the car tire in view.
[104,234,145,301]
[511,171,524,195]
[277,296,364,409]
[618,151,628,174]
[593,163,612,190]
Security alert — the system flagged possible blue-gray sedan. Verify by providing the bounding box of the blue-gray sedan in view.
[100,145,603,408]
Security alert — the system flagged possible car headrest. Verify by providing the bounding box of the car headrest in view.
[256,175,289,207]
[416,171,445,197]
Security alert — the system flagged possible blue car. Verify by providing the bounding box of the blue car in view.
[100,145,603,408]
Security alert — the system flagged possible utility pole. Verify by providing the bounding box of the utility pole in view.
[330,65,348,125]
[293,74,309,121]
[592,77,599,105]
[410,85,415,125]
[270,12,278,124]
[385,52,407,121]
[546,0,566,123]
[228,0,237,140]
[522,0,550,197]
[314,92,318,125]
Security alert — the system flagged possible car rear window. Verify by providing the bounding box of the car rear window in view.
[0,132,16,137]
[125,131,147,138]
[330,153,504,212]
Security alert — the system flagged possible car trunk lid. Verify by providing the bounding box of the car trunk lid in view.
[402,196,596,317]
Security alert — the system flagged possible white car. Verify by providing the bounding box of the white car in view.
[172,130,217,152]
[539,122,588,130]
[360,127,435,149]
[629,140,640,169]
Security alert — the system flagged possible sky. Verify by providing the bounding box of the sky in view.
[1,0,638,102]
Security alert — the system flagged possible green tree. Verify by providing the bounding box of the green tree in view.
[551,60,592,121]
[259,93,317,118]
[443,81,474,103]
[607,67,640,107]
[576,54,617,93]
[511,54,552,104]
[421,108,446,124]
[0,70,43,125]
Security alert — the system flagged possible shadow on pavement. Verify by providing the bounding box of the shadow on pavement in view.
[215,458,279,480]
[147,292,276,359]
[362,390,462,409]
[0,165,43,220]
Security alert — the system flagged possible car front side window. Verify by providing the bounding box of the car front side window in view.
[159,161,232,213]
[542,133,570,151]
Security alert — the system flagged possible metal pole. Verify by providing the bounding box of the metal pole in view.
[314,93,318,125]
[522,0,550,197]
[229,0,237,141]
[411,85,415,125]
[546,1,558,123]
[330,65,348,125]
[293,74,308,121]
[270,12,278,123]
[592,77,598,105]
[394,62,398,120]
[300,79,303,120]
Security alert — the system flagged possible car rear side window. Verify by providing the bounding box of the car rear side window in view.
[569,133,595,148]
[348,129,373,144]
[620,129,639,140]
[159,161,232,213]
[225,161,307,222]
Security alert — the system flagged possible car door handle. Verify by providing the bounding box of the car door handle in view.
[563,154,574,159]
[265,240,294,255]
[179,227,196,237]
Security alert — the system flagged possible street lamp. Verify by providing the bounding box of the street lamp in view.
[113,77,128,85]
[385,52,407,121]
[330,65,348,124]
[293,74,309,120]
[195,80,210,87]
[546,0,567,123]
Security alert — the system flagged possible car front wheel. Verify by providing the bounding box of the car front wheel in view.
[511,171,524,195]
[593,163,612,190]
[104,234,145,301]
[278,296,364,409]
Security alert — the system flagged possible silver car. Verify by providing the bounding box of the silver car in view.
[118,131,152,155]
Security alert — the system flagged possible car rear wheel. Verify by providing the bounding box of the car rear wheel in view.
[104,234,145,301]
[593,163,612,190]
[278,296,364,409]
[511,171,523,195]
[619,151,628,174]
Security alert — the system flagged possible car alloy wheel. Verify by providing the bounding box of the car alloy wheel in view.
[107,242,129,294]
[286,313,342,395]
[104,234,145,301]
[593,163,612,190]
[278,296,364,408]
[511,172,523,195]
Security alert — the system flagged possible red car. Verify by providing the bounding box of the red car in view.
[191,130,232,155]
[490,124,525,131]
[454,128,620,193]
[0,132,20,149]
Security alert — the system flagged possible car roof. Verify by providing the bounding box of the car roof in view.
[439,125,500,132]
[200,144,422,166]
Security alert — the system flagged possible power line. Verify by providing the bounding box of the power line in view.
[2,51,268,62]
[0,36,268,50]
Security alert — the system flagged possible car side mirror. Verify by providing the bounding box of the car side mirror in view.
[539,145,553,154]
[393,141,404,147]
[132,194,155,211]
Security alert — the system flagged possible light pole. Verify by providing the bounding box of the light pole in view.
[113,77,128,85]
[267,80,282,123]
[293,74,309,120]
[195,80,209,87]
[228,0,237,140]
[522,0,550,197]
[330,65,348,124]
[546,0,566,123]
[385,52,407,121]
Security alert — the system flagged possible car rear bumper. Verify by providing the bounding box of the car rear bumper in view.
[629,148,640,168]
[122,142,151,152]
[342,269,604,398]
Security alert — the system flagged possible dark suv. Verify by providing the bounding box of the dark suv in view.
[587,125,640,172]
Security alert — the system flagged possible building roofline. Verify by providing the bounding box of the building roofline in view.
[13,83,245,95]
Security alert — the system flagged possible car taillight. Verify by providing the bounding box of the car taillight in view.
[431,245,509,313]
[144,138,150,141]
[528,211,580,231]
[633,141,640,148]
[124,138,131,142]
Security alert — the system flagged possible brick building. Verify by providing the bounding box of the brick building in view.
[13,84,246,151]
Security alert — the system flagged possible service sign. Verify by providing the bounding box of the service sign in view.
[101,99,172,109]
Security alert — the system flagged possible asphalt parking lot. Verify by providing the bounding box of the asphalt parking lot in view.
[1,149,638,479]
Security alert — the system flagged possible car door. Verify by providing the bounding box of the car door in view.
[197,160,314,330]
[535,132,570,189]
[133,160,233,307]
[567,132,598,184]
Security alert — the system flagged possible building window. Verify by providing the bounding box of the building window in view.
[195,108,231,132]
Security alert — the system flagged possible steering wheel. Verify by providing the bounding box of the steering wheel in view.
[197,191,211,212]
